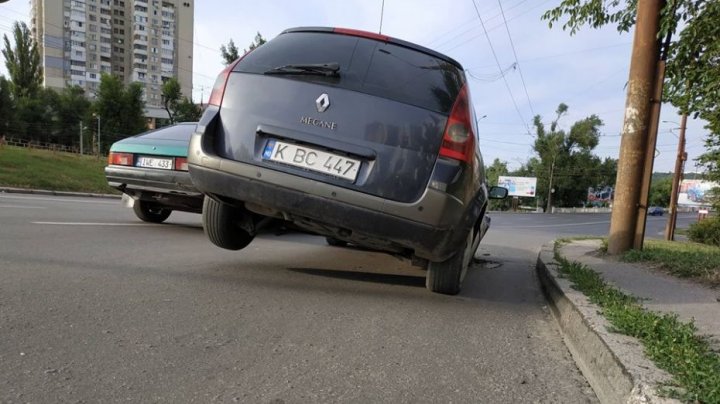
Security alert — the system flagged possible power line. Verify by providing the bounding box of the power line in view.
[428,0,529,50]
[442,0,553,54]
[497,0,535,117]
[466,62,517,82]
[469,0,531,136]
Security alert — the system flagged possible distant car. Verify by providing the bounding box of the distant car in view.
[648,206,664,216]
[105,122,202,223]
[188,27,508,295]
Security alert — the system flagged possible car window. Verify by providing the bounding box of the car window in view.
[234,32,464,114]
[139,123,196,140]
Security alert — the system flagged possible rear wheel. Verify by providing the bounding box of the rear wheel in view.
[202,196,254,250]
[133,200,171,223]
[325,237,348,247]
[426,229,476,295]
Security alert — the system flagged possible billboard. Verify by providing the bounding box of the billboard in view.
[587,186,613,206]
[497,176,537,197]
[678,180,716,206]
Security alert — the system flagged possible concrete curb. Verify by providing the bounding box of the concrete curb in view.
[0,187,121,199]
[536,243,677,404]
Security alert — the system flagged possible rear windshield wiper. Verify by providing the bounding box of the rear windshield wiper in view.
[264,63,340,77]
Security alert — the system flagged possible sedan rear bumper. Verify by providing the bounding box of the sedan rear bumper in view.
[105,165,200,196]
[105,165,203,213]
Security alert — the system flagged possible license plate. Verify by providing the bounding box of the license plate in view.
[262,139,361,182]
[136,156,173,170]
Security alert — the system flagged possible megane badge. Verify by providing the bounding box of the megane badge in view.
[316,93,330,113]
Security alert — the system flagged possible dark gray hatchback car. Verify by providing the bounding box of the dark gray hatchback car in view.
[188,27,507,294]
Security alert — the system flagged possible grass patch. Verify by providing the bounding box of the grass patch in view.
[553,242,720,403]
[622,240,720,287]
[0,146,118,194]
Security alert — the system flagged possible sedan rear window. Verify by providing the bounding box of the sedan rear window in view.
[234,32,465,114]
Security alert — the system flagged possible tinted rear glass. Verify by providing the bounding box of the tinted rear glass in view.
[234,32,465,114]
[139,123,196,140]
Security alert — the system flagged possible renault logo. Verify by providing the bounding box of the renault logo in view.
[316,93,330,113]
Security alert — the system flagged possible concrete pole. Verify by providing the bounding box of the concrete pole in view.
[79,121,83,155]
[546,158,555,213]
[97,116,101,156]
[665,113,687,241]
[607,0,664,255]
[633,60,667,249]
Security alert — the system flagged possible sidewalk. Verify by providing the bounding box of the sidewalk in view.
[536,239,719,404]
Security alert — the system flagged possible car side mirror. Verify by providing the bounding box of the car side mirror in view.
[489,186,508,200]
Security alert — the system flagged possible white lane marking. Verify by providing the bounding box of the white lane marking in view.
[0,205,47,209]
[32,222,155,226]
[493,220,610,229]
[0,195,117,205]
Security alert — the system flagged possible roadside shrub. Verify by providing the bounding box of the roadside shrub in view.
[687,216,720,246]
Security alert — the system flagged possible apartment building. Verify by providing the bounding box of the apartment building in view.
[30,0,194,116]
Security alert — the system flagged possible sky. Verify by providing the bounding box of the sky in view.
[0,0,710,173]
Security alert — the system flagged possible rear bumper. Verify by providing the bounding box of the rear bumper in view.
[105,165,203,212]
[188,133,481,261]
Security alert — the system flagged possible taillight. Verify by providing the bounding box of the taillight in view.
[174,157,188,171]
[108,152,133,166]
[207,53,246,106]
[439,85,474,163]
[207,64,233,107]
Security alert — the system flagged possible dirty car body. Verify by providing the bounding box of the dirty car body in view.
[188,27,507,294]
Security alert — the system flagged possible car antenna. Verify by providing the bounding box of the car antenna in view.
[379,0,385,34]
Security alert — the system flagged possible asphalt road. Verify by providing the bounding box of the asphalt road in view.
[0,193,697,403]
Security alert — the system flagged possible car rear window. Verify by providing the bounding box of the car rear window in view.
[234,32,465,114]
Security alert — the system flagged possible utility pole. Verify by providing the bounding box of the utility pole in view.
[79,121,84,155]
[607,0,664,255]
[665,113,687,241]
[546,158,555,213]
[633,60,667,249]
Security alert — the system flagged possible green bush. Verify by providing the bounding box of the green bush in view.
[687,216,720,246]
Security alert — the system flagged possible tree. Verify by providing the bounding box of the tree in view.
[93,74,146,153]
[53,86,91,147]
[530,103,608,209]
[649,176,673,207]
[161,77,182,123]
[244,32,267,54]
[2,21,42,99]
[542,1,720,187]
[485,158,509,187]
[0,76,14,137]
[220,39,239,66]
[220,32,267,66]
[485,158,511,211]
[120,82,147,137]
[174,97,202,123]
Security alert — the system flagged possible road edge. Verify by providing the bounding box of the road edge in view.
[0,187,121,199]
[536,243,676,404]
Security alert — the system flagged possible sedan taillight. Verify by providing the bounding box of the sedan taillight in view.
[108,152,133,166]
[174,157,188,171]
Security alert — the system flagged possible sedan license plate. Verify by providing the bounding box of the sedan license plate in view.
[262,139,361,182]
[136,156,173,170]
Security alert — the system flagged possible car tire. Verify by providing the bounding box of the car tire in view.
[426,229,475,295]
[133,200,171,223]
[325,237,348,247]
[202,196,254,251]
